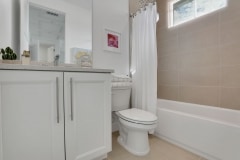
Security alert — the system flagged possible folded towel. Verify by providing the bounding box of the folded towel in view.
[112,82,132,88]
[112,73,132,82]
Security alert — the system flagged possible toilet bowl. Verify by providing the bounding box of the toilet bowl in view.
[116,108,157,156]
[111,74,158,156]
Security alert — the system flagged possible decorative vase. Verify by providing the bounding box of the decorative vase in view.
[22,56,30,65]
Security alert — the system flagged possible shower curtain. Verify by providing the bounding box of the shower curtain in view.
[131,3,158,114]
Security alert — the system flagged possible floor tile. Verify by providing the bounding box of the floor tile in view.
[108,132,206,160]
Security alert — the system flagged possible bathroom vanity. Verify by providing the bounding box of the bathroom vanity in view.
[0,64,113,160]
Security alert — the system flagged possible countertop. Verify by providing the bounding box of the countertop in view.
[0,63,114,73]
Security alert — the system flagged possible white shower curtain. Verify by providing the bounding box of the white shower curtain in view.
[131,3,158,114]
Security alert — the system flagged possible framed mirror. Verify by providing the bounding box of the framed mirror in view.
[20,0,92,64]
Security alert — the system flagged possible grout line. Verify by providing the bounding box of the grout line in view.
[177,22,180,101]
[159,84,223,88]
[218,8,222,108]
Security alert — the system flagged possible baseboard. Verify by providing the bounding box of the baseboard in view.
[154,131,220,160]
[112,122,119,132]
[93,154,107,160]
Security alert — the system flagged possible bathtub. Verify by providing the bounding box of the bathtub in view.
[155,99,240,160]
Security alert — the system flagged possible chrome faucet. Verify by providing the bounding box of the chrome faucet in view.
[54,55,60,66]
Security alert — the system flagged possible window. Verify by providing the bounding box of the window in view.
[169,0,227,27]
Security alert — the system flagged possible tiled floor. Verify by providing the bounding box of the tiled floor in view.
[108,132,207,160]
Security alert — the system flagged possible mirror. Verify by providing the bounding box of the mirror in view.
[29,4,65,63]
[21,0,92,64]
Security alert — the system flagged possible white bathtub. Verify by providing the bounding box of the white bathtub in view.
[155,99,240,160]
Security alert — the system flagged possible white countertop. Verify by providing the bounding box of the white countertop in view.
[0,63,114,73]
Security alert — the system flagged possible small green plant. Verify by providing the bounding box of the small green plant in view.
[0,47,17,60]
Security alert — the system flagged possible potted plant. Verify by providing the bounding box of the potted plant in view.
[0,47,17,63]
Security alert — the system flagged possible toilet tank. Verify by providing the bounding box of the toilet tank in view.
[112,86,131,111]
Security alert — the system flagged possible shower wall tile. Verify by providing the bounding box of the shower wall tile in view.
[178,12,219,34]
[179,47,220,69]
[156,0,240,110]
[220,42,240,66]
[220,9,240,24]
[157,37,179,56]
[157,85,179,101]
[158,70,179,85]
[157,12,168,29]
[220,0,240,23]
[129,0,139,14]
[179,86,220,107]
[227,0,240,8]
[157,0,168,14]
[158,27,178,42]
[157,0,168,29]
[178,25,218,53]
[158,53,180,71]
[221,66,240,87]
[220,18,240,45]
[220,88,240,110]
[180,67,220,86]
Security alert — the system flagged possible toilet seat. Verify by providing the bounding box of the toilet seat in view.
[117,108,158,125]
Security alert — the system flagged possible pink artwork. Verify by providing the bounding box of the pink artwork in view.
[104,29,121,53]
[107,33,119,48]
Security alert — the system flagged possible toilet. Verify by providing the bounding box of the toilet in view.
[112,75,158,156]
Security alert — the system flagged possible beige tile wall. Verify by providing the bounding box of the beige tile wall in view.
[157,0,240,110]
[129,0,139,14]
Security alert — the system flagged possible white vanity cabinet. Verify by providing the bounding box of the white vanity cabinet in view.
[0,70,65,160]
[64,72,111,160]
[0,70,111,160]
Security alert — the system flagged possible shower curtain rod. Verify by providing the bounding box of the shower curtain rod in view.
[130,0,156,17]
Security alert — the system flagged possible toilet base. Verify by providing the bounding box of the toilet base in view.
[117,135,150,156]
[115,109,157,156]
[117,118,156,156]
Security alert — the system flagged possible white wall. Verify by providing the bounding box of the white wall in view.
[92,0,130,75]
[0,0,11,50]
[0,0,20,57]
[0,0,12,48]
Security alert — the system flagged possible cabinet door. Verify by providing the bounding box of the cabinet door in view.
[0,70,65,160]
[64,72,111,160]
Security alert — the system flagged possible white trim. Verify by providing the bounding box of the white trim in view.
[92,154,107,160]
[169,0,228,28]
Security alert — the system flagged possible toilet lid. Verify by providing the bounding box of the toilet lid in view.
[118,108,158,124]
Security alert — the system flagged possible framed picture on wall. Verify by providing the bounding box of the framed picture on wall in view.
[104,29,121,53]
